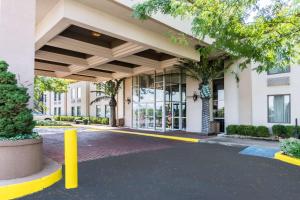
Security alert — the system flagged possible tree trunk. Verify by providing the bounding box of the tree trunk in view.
[201,98,210,134]
[109,97,117,127]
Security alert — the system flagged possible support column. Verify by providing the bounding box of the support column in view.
[0,0,36,107]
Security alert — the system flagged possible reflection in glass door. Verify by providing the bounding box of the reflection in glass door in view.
[138,103,154,129]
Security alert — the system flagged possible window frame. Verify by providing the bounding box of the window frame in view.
[267,94,291,124]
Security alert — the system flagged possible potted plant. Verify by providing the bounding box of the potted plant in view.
[0,61,43,180]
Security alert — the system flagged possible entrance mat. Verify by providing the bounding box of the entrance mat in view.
[239,146,280,159]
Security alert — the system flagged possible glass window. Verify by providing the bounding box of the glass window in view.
[268,95,291,123]
[54,107,57,115]
[58,93,61,101]
[268,66,290,75]
[58,107,61,116]
[77,106,81,116]
[105,105,110,118]
[77,88,81,99]
[71,107,75,116]
[96,105,101,117]
[71,89,76,100]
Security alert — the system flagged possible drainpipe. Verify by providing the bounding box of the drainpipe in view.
[296,118,299,139]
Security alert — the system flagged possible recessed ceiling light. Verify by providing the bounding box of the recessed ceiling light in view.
[91,31,101,37]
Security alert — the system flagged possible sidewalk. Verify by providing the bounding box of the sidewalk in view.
[201,135,280,148]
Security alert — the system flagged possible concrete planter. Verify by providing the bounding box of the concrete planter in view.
[0,138,43,180]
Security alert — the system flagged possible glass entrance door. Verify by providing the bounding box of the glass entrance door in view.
[138,103,154,129]
[132,70,186,131]
[213,78,225,132]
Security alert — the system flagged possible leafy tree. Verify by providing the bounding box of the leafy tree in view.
[34,76,69,113]
[175,48,229,133]
[91,79,124,127]
[0,61,35,137]
[133,0,300,72]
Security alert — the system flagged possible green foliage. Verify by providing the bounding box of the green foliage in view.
[0,132,40,141]
[272,125,289,138]
[237,125,256,136]
[101,118,109,125]
[91,79,124,104]
[91,79,124,127]
[226,125,239,135]
[56,116,75,122]
[280,138,300,159]
[133,0,300,72]
[34,76,69,112]
[35,120,71,126]
[256,126,270,137]
[56,115,109,125]
[272,124,300,138]
[0,61,36,138]
[226,124,270,138]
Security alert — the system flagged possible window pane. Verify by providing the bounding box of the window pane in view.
[77,88,81,99]
[268,95,290,123]
[77,106,81,116]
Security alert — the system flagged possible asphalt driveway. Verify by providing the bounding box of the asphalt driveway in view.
[23,142,300,200]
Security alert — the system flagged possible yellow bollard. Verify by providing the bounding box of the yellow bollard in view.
[64,129,78,189]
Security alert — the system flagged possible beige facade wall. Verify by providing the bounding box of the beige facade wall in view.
[0,0,36,107]
[186,78,202,132]
[66,82,90,116]
[251,63,300,127]
[124,78,133,127]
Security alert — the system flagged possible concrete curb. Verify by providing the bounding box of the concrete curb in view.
[0,158,62,200]
[274,151,300,167]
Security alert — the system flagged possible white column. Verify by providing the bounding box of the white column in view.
[0,0,36,107]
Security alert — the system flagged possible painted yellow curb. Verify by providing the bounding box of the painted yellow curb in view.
[0,167,62,200]
[35,126,74,128]
[274,151,300,167]
[87,128,200,143]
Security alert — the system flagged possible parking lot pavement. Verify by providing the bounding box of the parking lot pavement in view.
[23,143,300,200]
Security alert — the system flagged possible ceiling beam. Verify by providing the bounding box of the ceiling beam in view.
[117,55,159,68]
[35,61,71,72]
[35,69,57,77]
[36,50,88,66]
[47,36,113,58]
[64,74,97,82]
[78,69,113,79]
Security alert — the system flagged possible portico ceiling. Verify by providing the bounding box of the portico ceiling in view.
[35,0,200,82]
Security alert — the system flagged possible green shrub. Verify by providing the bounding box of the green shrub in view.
[272,125,288,138]
[256,126,270,137]
[285,126,299,138]
[53,116,61,121]
[226,125,239,135]
[280,138,300,159]
[102,118,109,125]
[0,61,36,138]
[244,125,257,136]
[36,120,71,126]
[60,116,76,122]
[0,132,40,141]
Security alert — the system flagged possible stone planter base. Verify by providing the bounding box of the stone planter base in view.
[0,138,43,180]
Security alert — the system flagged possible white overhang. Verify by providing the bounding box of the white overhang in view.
[35,0,201,82]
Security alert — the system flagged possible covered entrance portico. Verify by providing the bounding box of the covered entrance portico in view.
[34,0,204,132]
